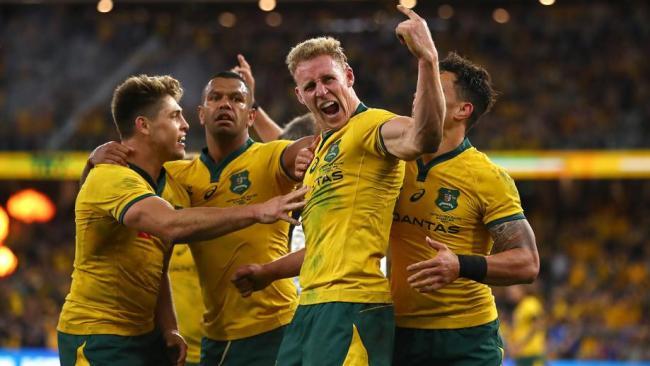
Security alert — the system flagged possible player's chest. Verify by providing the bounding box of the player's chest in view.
[304,136,362,188]
[186,166,273,207]
[394,167,479,232]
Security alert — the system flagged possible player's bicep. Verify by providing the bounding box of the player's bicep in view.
[122,195,177,239]
[379,116,420,160]
[488,219,536,255]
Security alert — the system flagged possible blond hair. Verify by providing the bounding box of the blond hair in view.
[286,36,348,77]
[111,74,183,139]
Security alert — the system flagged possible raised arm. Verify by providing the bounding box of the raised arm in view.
[380,5,445,160]
[232,54,283,142]
[122,186,308,243]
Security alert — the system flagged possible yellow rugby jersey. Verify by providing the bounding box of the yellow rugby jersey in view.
[391,138,525,329]
[512,295,545,357]
[299,104,405,305]
[169,244,204,364]
[164,138,298,341]
[58,163,189,336]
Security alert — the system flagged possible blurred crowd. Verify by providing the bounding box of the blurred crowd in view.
[1,178,649,360]
[1,0,649,151]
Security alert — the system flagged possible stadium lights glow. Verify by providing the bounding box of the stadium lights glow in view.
[438,4,454,20]
[7,189,56,224]
[259,0,276,12]
[492,8,510,24]
[0,207,8,242]
[539,0,556,5]
[97,0,113,13]
[266,12,283,27]
[399,0,417,9]
[219,12,237,28]
[0,246,18,278]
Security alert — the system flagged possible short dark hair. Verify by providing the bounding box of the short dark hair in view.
[202,71,251,105]
[440,52,497,131]
[111,74,183,139]
[279,113,317,140]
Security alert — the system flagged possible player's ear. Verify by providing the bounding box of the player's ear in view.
[246,108,256,128]
[198,105,206,127]
[295,87,305,105]
[345,64,355,87]
[455,102,474,121]
[134,116,150,136]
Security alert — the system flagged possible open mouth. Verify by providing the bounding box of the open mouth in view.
[319,100,340,116]
[177,135,186,147]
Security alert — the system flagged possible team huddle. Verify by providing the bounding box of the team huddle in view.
[57,6,539,366]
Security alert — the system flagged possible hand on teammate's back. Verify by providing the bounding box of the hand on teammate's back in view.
[253,185,309,225]
[89,141,132,166]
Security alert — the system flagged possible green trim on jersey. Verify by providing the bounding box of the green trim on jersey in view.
[486,212,526,228]
[118,193,155,224]
[199,138,255,183]
[317,102,368,152]
[315,101,369,153]
[416,138,473,182]
[278,145,298,182]
[353,102,369,116]
[127,163,167,195]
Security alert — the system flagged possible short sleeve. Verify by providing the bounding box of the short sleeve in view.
[353,109,397,158]
[269,140,295,184]
[477,165,525,228]
[84,165,155,224]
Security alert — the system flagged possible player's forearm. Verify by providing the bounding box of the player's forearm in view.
[410,57,445,156]
[253,107,283,143]
[484,219,539,286]
[155,269,179,333]
[167,205,261,242]
[483,247,539,286]
[264,248,305,280]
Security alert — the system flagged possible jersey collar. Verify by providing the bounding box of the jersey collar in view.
[416,138,473,182]
[319,102,369,150]
[200,138,255,183]
[128,163,167,196]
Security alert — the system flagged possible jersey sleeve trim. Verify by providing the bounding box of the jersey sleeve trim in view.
[485,212,526,229]
[377,122,398,159]
[118,193,156,224]
[278,145,300,182]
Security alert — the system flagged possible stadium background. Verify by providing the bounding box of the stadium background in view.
[0,0,649,364]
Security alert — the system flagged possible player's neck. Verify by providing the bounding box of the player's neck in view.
[206,131,250,163]
[421,125,465,161]
[122,139,164,181]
